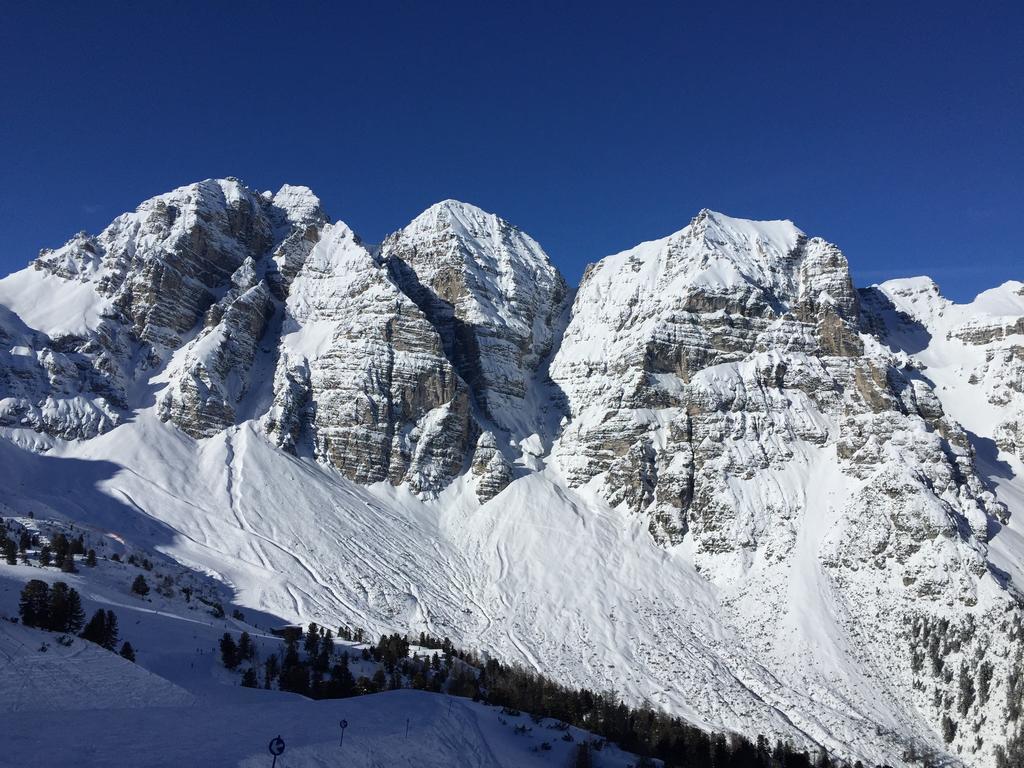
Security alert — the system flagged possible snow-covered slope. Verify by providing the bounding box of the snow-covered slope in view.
[1,180,1022,767]
[0,545,640,768]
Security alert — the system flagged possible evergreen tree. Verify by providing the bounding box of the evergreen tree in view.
[241,667,258,688]
[85,549,97,567]
[60,552,76,573]
[283,637,300,669]
[573,743,593,768]
[237,631,254,663]
[304,622,320,658]
[18,530,30,552]
[39,545,52,567]
[65,585,85,632]
[131,574,150,596]
[47,581,85,632]
[81,609,109,647]
[326,655,355,698]
[2,536,16,565]
[220,633,239,669]
[314,638,331,673]
[264,654,280,689]
[119,641,136,662]
[371,669,387,692]
[279,657,310,694]
[51,533,69,566]
[103,610,119,650]
[941,714,957,743]
[18,579,50,628]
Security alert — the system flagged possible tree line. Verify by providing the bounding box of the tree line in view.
[17,579,135,661]
[217,624,895,767]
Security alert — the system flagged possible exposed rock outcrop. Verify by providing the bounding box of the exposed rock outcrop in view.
[380,200,568,442]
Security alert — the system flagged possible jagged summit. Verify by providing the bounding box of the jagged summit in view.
[380,197,568,443]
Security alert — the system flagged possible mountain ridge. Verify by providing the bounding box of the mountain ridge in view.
[1,177,1022,767]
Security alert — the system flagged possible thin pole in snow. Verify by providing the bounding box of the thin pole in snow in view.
[405,718,410,738]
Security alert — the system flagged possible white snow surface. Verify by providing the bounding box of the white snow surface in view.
[0,555,638,768]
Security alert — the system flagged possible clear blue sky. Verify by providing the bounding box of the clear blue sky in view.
[1,1,1020,301]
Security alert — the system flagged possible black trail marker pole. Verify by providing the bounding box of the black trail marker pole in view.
[268,735,285,768]
[339,719,348,747]
[405,717,410,738]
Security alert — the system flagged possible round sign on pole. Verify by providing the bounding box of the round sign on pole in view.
[269,736,286,756]
[340,719,348,729]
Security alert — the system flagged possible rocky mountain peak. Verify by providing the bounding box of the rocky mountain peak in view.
[379,200,568,442]
[266,184,327,226]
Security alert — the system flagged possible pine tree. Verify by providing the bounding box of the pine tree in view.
[304,622,320,658]
[131,574,149,596]
[264,654,280,689]
[283,638,300,669]
[119,641,136,662]
[220,633,239,670]
[60,552,76,573]
[237,631,253,662]
[280,663,310,694]
[327,655,355,698]
[47,582,85,632]
[18,579,50,628]
[101,610,119,650]
[65,586,85,633]
[85,549,97,567]
[2,536,16,565]
[52,533,69,566]
[942,714,957,743]
[241,667,258,688]
[81,609,109,647]
[39,545,52,567]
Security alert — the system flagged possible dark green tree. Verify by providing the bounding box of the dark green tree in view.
[18,579,50,628]
[237,631,254,662]
[304,622,320,658]
[85,549,97,567]
[119,641,136,662]
[2,536,16,565]
[220,633,239,670]
[81,609,111,647]
[131,574,149,596]
[103,610,119,650]
[264,653,280,689]
[47,581,85,632]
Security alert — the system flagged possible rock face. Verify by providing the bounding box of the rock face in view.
[158,257,274,437]
[866,277,1024,463]
[380,200,568,442]
[549,210,865,542]
[265,221,475,493]
[3,182,1024,766]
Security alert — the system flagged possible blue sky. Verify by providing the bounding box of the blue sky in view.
[1,1,1020,301]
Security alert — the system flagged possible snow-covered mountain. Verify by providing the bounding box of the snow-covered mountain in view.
[1,179,1022,767]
